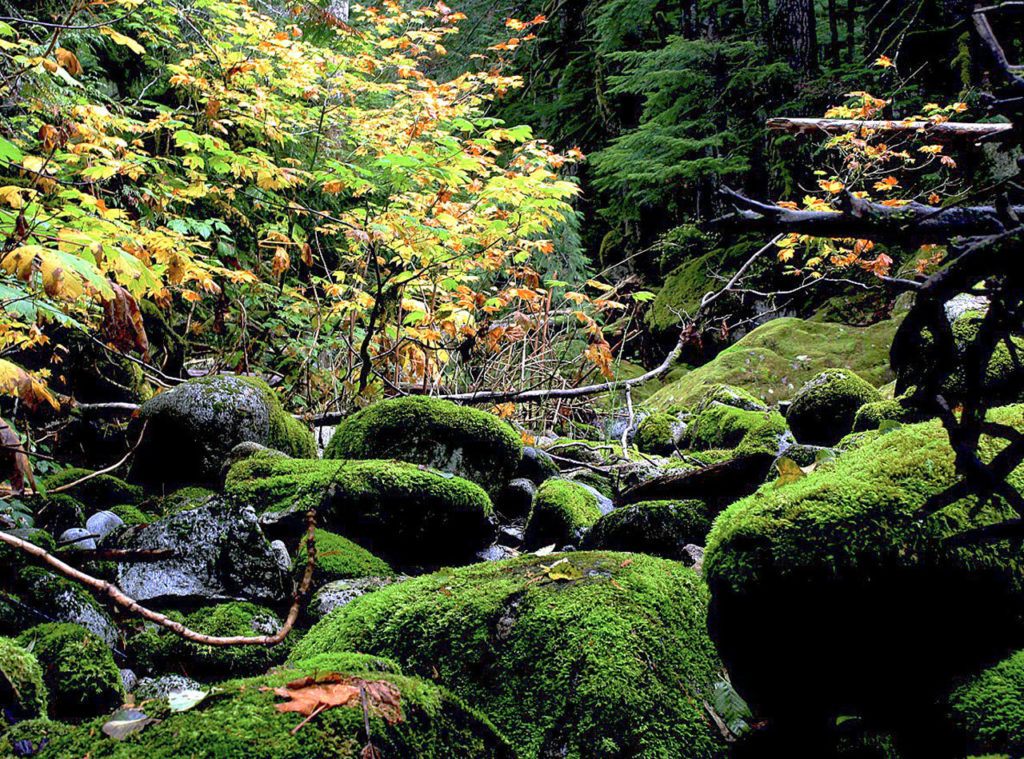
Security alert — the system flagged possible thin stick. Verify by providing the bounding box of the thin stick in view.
[1,508,317,646]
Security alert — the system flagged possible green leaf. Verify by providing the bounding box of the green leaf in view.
[0,137,24,164]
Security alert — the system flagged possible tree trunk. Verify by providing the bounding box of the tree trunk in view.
[774,0,818,74]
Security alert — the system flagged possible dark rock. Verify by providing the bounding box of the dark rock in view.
[495,477,535,518]
[113,498,288,605]
[582,499,711,563]
[515,446,559,484]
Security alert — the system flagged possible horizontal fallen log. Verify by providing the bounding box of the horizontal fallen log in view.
[766,117,1013,143]
[713,186,1024,244]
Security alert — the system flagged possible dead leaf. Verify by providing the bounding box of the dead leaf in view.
[101,283,150,360]
[55,48,82,76]
[0,416,34,494]
[269,674,403,732]
[102,709,157,740]
[774,456,815,487]
[534,543,556,556]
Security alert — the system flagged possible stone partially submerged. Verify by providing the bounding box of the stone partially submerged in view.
[291,551,727,758]
[131,375,316,489]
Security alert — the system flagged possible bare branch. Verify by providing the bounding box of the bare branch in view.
[767,117,1013,143]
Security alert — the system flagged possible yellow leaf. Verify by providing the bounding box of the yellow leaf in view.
[55,47,82,75]
[100,27,145,55]
[0,359,58,410]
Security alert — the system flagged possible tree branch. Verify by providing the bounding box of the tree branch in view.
[766,116,1013,143]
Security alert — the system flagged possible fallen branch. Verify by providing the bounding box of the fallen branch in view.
[713,186,1024,244]
[766,116,1013,143]
[57,547,173,562]
[0,507,317,646]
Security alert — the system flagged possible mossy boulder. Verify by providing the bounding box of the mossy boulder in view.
[17,567,118,647]
[522,478,601,549]
[647,317,898,409]
[0,636,47,723]
[226,458,494,567]
[5,653,513,758]
[704,406,1024,722]
[291,552,726,758]
[851,398,918,432]
[40,468,142,509]
[107,503,154,525]
[17,623,123,721]
[132,375,316,489]
[0,528,55,588]
[132,602,290,680]
[295,529,393,585]
[33,494,85,535]
[692,383,767,413]
[947,648,1024,756]
[324,396,523,495]
[634,412,680,455]
[786,368,881,446]
[581,500,711,562]
[895,309,1024,404]
[684,401,788,457]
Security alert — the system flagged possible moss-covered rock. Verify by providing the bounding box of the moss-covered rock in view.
[581,500,710,561]
[635,412,679,455]
[5,653,513,758]
[17,623,123,721]
[107,503,154,525]
[295,529,393,585]
[147,485,216,516]
[896,309,1024,404]
[786,368,881,446]
[226,458,494,567]
[947,648,1024,756]
[292,552,726,758]
[647,317,898,409]
[17,567,118,647]
[0,636,47,723]
[704,406,1024,722]
[132,602,291,680]
[851,398,918,432]
[522,478,601,549]
[692,384,767,413]
[32,494,85,535]
[0,528,55,588]
[684,401,788,457]
[40,468,142,509]
[132,375,316,489]
[323,396,522,495]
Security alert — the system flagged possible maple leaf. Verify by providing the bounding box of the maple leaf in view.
[101,283,151,360]
[270,674,403,733]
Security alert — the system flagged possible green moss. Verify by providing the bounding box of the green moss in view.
[0,529,55,587]
[17,567,115,646]
[693,383,766,413]
[291,551,726,758]
[786,368,881,446]
[148,485,216,516]
[0,636,48,722]
[9,655,513,758]
[108,504,153,525]
[582,500,710,560]
[635,412,678,455]
[17,623,123,721]
[226,458,493,566]
[32,494,85,535]
[134,603,292,680]
[704,406,1024,721]
[646,248,729,338]
[324,396,523,495]
[896,310,1024,404]
[295,529,393,585]
[523,478,601,549]
[684,402,788,457]
[947,649,1024,756]
[647,317,899,409]
[270,409,317,460]
[40,468,142,508]
[852,398,918,432]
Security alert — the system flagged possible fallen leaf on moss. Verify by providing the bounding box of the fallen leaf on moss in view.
[269,674,403,731]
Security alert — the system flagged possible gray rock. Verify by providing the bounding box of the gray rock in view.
[309,576,399,621]
[114,498,288,605]
[496,477,536,518]
[135,674,203,700]
[58,527,96,550]
[476,544,518,562]
[19,569,118,647]
[86,510,124,540]
[497,524,524,547]
[577,483,615,516]
[944,293,989,323]
[120,668,138,692]
[516,446,560,484]
[270,540,291,572]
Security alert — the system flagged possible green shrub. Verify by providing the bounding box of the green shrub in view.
[324,396,522,494]
[291,551,726,758]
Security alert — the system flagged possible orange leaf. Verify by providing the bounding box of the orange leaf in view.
[270,674,403,728]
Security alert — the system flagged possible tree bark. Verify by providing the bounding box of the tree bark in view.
[774,0,818,74]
